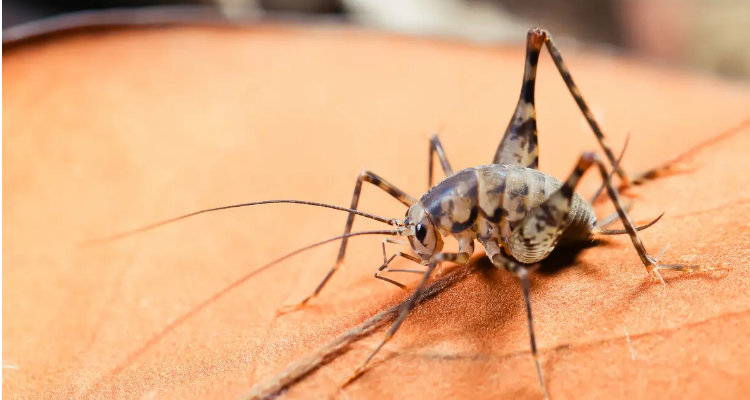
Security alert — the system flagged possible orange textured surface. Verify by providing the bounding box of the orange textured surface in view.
[3,25,750,399]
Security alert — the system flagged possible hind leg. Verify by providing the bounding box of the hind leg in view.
[511,151,717,283]
[537,28,685,187]
[494,27,683,189]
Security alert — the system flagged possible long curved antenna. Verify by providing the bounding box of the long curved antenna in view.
[78,228,401,394]
[246,229,402,275]
[81,200,402,245]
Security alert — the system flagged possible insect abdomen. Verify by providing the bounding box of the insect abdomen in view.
[475,164,596,243]
[420,165,596,242]
[476,164,548,224]
[558,192,597,245]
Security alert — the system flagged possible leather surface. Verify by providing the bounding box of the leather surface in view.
[3,25,750,399]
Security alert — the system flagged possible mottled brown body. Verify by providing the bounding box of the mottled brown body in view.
[417,165,595,263]
[102,27,713,400]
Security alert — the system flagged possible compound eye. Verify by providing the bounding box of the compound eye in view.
[415,223,428,242]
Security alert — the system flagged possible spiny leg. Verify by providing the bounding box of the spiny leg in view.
[513,264,548,399]
[428,134,455,188]
[576,152,717,282]
[277,171,417,314]
[345,244,474,385]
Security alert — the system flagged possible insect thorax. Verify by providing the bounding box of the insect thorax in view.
[417,164,596,248]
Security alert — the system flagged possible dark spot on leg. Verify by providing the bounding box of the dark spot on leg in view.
[521,79,536,104]
[527,49,541,67]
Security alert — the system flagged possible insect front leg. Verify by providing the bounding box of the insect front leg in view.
[428,134,455,187]
[345,244,474,386]
[374,238,424,290]
[276,171,417,315]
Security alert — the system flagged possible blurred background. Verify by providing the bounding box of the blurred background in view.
[4,0,750,80]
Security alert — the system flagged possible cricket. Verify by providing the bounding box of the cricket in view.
[95,28,718,399]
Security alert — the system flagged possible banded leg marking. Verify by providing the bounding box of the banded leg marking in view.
[495,27,683,191]
[493,28,543,169]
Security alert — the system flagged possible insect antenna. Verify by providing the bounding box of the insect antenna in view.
[76,228,403,382]
[81,199,403,245]
[244,229,403,278]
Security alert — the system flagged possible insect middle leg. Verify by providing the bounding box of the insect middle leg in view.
[277,171,417,314]
[494,27,680,187]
